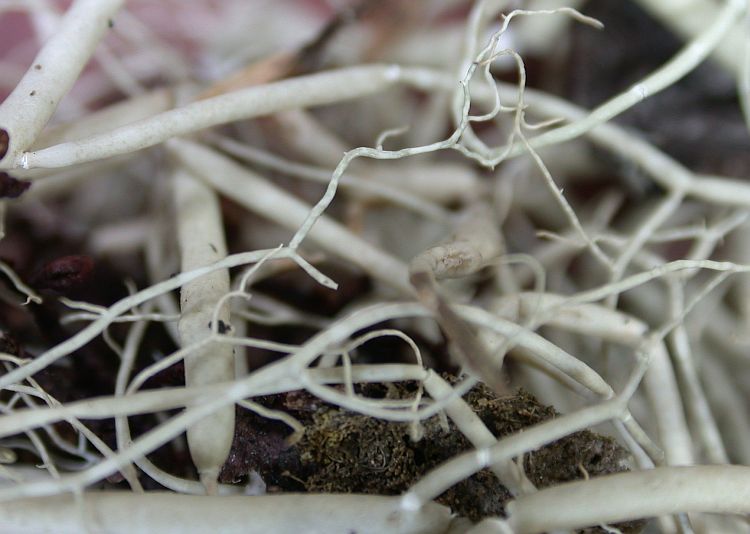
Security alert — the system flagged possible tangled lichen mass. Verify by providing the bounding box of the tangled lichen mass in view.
[0,1,749,533]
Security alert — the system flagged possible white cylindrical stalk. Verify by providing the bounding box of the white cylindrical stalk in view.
[0,493,451,534]
[506,465,750,533]
[30,88,172,152]
[173,167,235,493]
[18,65,402,169]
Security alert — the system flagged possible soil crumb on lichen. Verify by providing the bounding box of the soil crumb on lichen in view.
[220,379,645,532]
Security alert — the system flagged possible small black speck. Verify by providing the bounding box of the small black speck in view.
[168,272,179,279]
[34,64,41,70]
[107,18,114,28]
[208,320,230,334]
[209,243,217,253]
[29,91,35,96]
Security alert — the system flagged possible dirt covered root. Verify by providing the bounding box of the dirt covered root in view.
[220,379,646,532]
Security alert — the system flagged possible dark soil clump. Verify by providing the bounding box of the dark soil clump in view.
[220,379,646,532]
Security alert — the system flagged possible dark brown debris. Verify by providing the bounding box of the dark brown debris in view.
[0,172,30,199]
[0,129,8,161]
[0,331,21,357]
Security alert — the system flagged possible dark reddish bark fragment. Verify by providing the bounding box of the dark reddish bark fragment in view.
[0,172,31,199]
[0,129,8,161]
[33,255,94,293]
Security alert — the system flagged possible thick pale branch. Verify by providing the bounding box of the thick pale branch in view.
[0,493,451,534]
[506,465,750,533]
[17,65,403,169]
[172,166,235,493]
